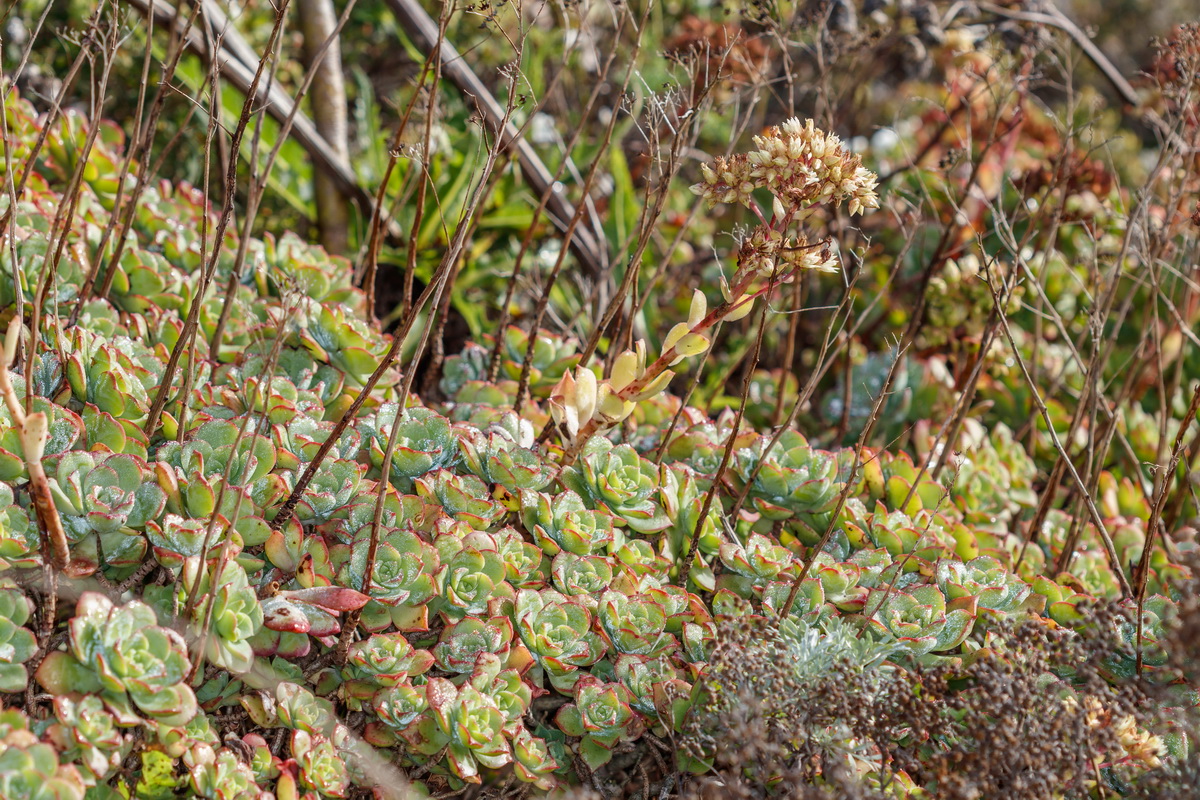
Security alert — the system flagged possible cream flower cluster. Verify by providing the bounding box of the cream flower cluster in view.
[735,227,839,277]
[692,118,880,216]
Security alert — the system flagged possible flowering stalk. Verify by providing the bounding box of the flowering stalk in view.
[550,118,879,463]
[0,319,71,571]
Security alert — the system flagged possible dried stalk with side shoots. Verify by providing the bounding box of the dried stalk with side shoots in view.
[0,319,69,572]
[549,119,879,463]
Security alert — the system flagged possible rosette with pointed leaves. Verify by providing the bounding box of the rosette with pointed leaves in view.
[45,451,164,565]
[186,745,261,800]
[555,675,644,770]
[0,393,83,482]
[491,526,544,588]
[155,418,280,501]
[35,593,197,726]
[513,589,607,692]
[597,590,675,657]
[270,681,337,738]
[0,731,87,800]
[1030,576,1096,627]
[561,440,669,533]
[44,695,129,787]
[343,524,439,631]
[415,469,503,530]
[1109,595,1173,679]
[731,430,841,520]
[432,531,512,621]
[0,484,40,570]
[458,420,551,494]
[551,552,615,602]
[372,679,428,734]
[659,464,725,590]
[401,678,513,783]
[717,532,797,597]
[0,583,37,692]
[511,726,559,791]
[364,405,459,490]
[952,423,1038,527]
[937,555,1031,615]
[286,457,364,524]
[290,730,349,797]
[178,557,263,673]
[342,632,435,702]
[614,652,683,723]
[806,551,870,612]
[296,302,390,387]
[63,328,158,423]
[520,489,616,557]
[434,615,522,675]
[270,414,359,471]
[864,584,976,658]
[468,652,533,722]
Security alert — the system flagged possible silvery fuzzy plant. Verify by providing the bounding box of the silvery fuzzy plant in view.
[548,118,879,460]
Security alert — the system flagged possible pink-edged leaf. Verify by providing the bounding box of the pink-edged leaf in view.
[261,597,312,634]
[301,606,342,637]
[424,677,458,731]
[282,586,370,612]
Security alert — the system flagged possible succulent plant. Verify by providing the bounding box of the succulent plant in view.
[0,735,87,800]
[0,484,41,570]
[2,76,1197,800]
[296,302,390,387]
[343,524,439,630]
[432,531,512,621]
[178,557,264,673]
[186,745,262,800]
[401,678,513,783]
[510,726,559,791]
[416,469,503,530]
[46,451,165,546]
[0,583,37,692]
[936,555,1031,614]
[458,420,552,494]
[520,489,617,557]
[597,591,675,657]
[36,592,198,726]
[731,430,842,520]
[364,405,459,490]
[561,440,670,533]
[63,328,158,423]
[513,589,607,693]
[658,464,725,590]
[555,675,644,770]
[0,394,83,482]
[717,532,798,596]
[342,631,435,703]
[433,616,521,675]
[551,552,615,601]
[863,584,976,658]
[44,695,128,786]
[291,729,350,797]
[271,681,337,738]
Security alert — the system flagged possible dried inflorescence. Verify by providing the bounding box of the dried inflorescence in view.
[691,117,880,216]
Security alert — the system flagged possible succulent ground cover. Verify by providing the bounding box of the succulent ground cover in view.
[3,1,1200,799]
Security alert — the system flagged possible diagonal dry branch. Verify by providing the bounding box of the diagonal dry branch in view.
[383,0,608,280]
[123,0,377,214]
